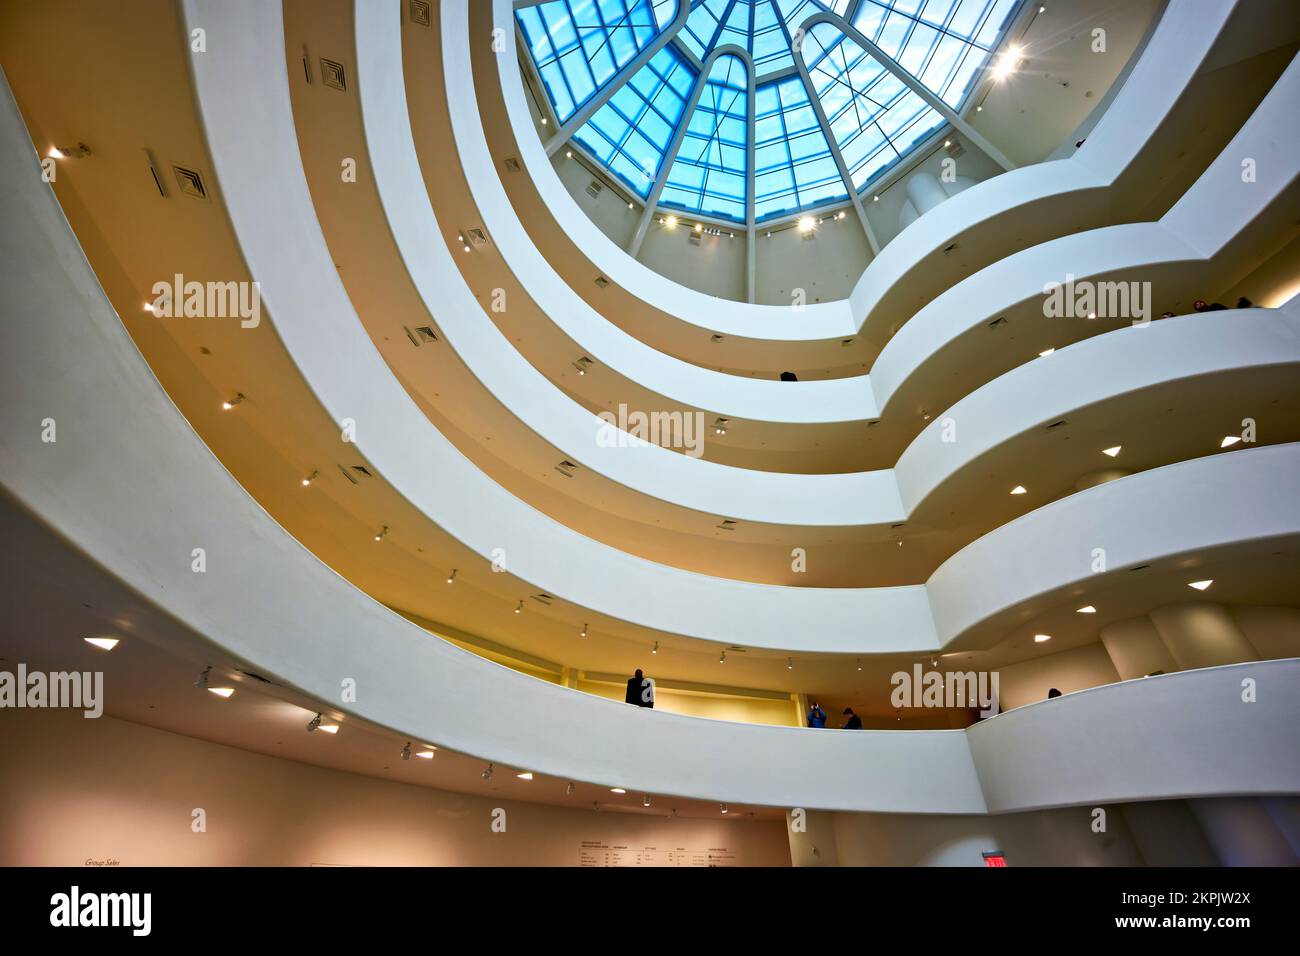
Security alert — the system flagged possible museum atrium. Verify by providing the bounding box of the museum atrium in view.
[1,0,1298,868]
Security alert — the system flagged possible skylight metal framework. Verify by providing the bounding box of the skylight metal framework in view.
[517,0,1023,288]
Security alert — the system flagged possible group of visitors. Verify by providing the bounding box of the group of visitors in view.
[806,702,862,729]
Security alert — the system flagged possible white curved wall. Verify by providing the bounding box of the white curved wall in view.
[3,65,1297,813]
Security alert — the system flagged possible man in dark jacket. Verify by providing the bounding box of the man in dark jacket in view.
[841,707,863,729]
[625,669,654,708]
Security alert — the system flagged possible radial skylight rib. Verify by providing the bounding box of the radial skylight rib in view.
[659,53,750,219]
[573,45,697,196]
[517,0,680,124]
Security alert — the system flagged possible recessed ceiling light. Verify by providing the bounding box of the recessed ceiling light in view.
[1220,436,1241,447]
[1010,485,1027,495]
[83,637,119,651]
[318,724,339,734]
[1188,579,1213,591]
[516,772,534,780]
[207,687,235,698]
[1038,348,1055,357]
[1102,446,1122,457]
[610,787,626,794]
[416,749,435,759]
[1076,606,1096,614]
[1034,634,1052,643]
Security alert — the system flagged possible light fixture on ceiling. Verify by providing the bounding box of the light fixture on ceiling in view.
[221,393,244,411]
[857,658,863,671]
[797,216,816,233]
[1087,312,1096,320]
[643,794,651,807]
[694,222,703,233]
[720,803,729,814]
[610,787,626,794]
[540,117,547,126]
[514,600,523,614]
[581,623,588,638]
[565,781,576,796]
[1102,446,1122,457]
[1034,634,1052,643]
[1076,606,1097,614]
[664,215,678,228]
[516,771,534,780]
[83,637,119,651]
[416,748,435,759]
[306,713,322,733]
[1038,348,1055,357]
[872,195,880,202]
[837,210,846,219]
[48,145,66,159]
[627,201,633,209]
[143,301,155,313]
[301,469,318,487]
[207,687,235,698]
[1188,579,1213,591]
[787,657,793,670]
[401,742,412,761]
[1220,436,1241,448]
[944,140,951,148]
[565,150,572,158]
[374,525,389,542]
[651,641,659,655]
[447,569,457,584]
[195,666,211,690]
[482,763,494,780]
[992,45,1023,82]
[317,724,339,734]
[719,650,726,664]
[1010,485,1027,495]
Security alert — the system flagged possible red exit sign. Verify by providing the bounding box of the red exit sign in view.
[982,851,1007,867]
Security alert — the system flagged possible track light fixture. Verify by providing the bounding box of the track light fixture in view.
[719,650,726,664]
[482,763,494,780]
[643,794,651,807]
[651,641,659,655]
[565,781,576,796]
[515,601,523,614]
[221,393,244,411]
[720,803,729,814]
[306,713,322,733]
[581,623,588,638]
[301,469,318,487]
[401,742,412,761]
[374,525,389,542]
[787,657,793,670]
[447,568,457,584]
[195,665,211,691]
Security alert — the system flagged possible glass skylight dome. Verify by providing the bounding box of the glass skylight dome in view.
[517,0,1020,226]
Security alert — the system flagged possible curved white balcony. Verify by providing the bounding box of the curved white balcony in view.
[6,67,1299,811]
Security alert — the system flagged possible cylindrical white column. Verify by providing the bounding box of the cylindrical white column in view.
[786,809,839,866]
[1100,615,1178,680]
[1149,603,1261,671]
[1189,797,1298,866]
[905,171,948,215]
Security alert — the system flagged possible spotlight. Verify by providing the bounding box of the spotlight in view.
[208,687,234,698]
[1038,348,1055,357]
[374,525,389,542]
[643,794,651,807]
[873,195,879,202]
[1188,579,1213,591]
[1010,485,1027,495]
[318,724,339,734]
[1034,634,1052,643]
[221,393,244,411]
[719,650,726,664]
[665,215,677,228]
[581,623,588,638]
[1102,446,1122,457]
[651,641,659,655]
[84,637,119,651]
[798,216,815,233]
[301,469,318,487]
[541,117,548,125]
[516,771,534,780]
[566,781,576,796]
[515,600,523,614]
[787,657,793,670]
[1076,605,1097,614]
[195,666,211,690]
[837,210,846,219]
[482,763,494,780]
[1220,436,1241,448]
[720,803,729,814]
[306,713,322,733]
[857,658,862,671]
[992,45,1023,82]
[48,146,66,159]
[565,150,572,158]
[610,787,626,794]
[401,742,412,761]
[447,568,457,584]
[627,202,633,209]
[416,748,435,759]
